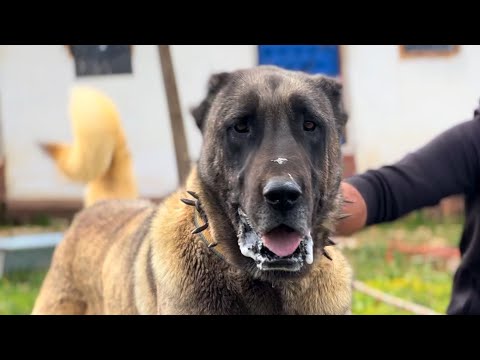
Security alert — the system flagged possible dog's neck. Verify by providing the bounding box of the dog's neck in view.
[183,167,238,266]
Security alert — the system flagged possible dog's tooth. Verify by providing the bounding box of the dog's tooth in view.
[323,249,333,261]
[192,222,209,234]
[181,198,196,206]
[338,213,352,220]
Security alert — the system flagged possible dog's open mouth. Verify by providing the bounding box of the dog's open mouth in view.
[237,209,313,272]
[262,225,302,257]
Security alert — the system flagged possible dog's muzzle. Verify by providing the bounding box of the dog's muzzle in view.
[237,209,313,272]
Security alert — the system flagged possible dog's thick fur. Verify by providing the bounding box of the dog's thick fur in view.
[33,66,353,315]
[40,86,138,207]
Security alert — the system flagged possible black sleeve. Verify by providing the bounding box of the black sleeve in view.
[346,116,480,226]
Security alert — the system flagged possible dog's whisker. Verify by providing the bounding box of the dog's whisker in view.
[192,222,209,234]
[326,238,337,246]
[181,198,196,207]
[323,249,333,261]
[343,199,355,204]
[338,213,352,220]
[187,190,199,199]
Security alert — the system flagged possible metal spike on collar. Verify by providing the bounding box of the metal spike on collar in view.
[183,190,214,245]
[192,222,209,234]
[326,238,337,246]
[187,190,199,199]
[323,249,333,261]
[181,198,196,206]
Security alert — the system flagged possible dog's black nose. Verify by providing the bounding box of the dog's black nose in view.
[263,178,302,211]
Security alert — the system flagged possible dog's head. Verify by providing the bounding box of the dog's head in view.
[192,65,347,280]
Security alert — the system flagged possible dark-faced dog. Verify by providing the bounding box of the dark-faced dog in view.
[33,65,353,315]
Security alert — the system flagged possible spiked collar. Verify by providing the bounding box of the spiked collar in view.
[180,190,347,266]
[181,190,230,264]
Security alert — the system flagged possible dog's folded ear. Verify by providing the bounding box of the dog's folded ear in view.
[314,75,348,127]
[191,72,231,132]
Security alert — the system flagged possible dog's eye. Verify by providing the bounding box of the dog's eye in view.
[234,121,250,133]
[303,121,316,131]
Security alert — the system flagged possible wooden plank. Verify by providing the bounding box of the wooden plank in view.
[353,280,442,315]
[3,196,165,221]
[158,45,190,185]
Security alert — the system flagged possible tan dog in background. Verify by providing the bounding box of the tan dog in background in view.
[40,86,138,207]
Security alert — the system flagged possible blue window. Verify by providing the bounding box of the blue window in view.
[258,45,346,144]
[258,45,340,77]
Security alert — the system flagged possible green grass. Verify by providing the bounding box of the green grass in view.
[347,245,454,314]
[0,211,464,315]
[0,216,66,315]
[0,270,46,315]
[345,211,463,315]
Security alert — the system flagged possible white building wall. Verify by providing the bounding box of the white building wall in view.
[3,45,477,201]
[0,45,257,202]
[342,45,480,172]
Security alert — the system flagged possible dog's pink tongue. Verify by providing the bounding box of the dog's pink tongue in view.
[262,227,302,257]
